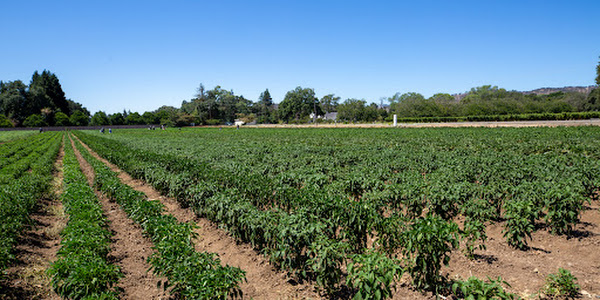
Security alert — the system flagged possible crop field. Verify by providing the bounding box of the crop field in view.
[0,130,36,143]
[71,126,600,299]
[1,127,599,299]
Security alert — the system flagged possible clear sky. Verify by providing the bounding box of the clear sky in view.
[1,0,599,114]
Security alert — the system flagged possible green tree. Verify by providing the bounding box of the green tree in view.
[90,111,110,126]
[278,86,321,122]
[67,99,90,117]
[256,88,274,123]
[70,110,89,126]
[125,112,144,125]
[154,106,179,126]
[109,112,125,125]
[0,80,28,125]
[320,94,340,114]
[337,99,367,122]
[23,114,48,127]
[28,70,69,115]
[0,115,13,127]
[142,111,159,124]
[54,112,70,126]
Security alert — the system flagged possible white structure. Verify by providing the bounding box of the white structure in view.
[393,114,397,127]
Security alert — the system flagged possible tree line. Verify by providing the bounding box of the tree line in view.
[0,70,89,127]
[2,61,599,127]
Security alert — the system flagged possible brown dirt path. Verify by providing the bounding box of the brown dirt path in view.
[69,136,168,300]
[0,138,66,300]
[74,135,321,299]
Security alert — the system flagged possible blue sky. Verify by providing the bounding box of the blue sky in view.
[1,0,599,114]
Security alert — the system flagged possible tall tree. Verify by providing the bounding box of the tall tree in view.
[29,70,69,115]
[0,80,28,125]
[320,94,340,114]
[257,88,274,123]
[90,111,110,125]
[278,86,321,122]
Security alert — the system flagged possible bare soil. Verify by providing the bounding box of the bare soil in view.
[69,137,169,300]
[0,138,66,300]
[75,136,321,299]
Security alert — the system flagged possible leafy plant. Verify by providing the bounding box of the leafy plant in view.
[402,215,460,293]
[541,268,580,299]
[503,200,537,250]
[452,276,517,300]
[347,250,403,300]
[306,236,347,295]
[461,218,487,259]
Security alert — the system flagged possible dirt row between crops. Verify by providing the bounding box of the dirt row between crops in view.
[0,139,66,300]
[73,136,320,299]
[69,136,169,300]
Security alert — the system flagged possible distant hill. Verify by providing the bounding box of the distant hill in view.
[452,85,597,101]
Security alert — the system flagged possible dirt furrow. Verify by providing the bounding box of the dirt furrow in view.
[69,137,168,300]
[74,136,321,299]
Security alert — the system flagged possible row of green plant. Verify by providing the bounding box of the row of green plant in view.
[71,131,498,297]
[71,136,246,299]
[0,132,61,277]
[47,139,122,299]
[0,132,60,182]
[74,128,597,298]
[0,130,36,143]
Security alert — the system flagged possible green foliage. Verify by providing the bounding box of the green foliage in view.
[278,86,321,122]
[503,200,537,250]
[70,110,90,126]
[307,237,347,295]
[108,112,125,125]
[543,185,585,235]
[0,132,61,276]
[48,138,122,299]
[0,115,13,127]
[337,99,379,122]
[54,111,70,126]
[125,111,145,125]
[73,138,246,299]
[461,218,487,259]
[73,127,600,298]
[347,250,403,300]
[541,268,580,299]
[452,276,517,300]
[91,111,110,126]
[402,215,460,293]
[23,114,48,127]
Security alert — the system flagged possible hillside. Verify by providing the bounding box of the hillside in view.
[453,85,596,101]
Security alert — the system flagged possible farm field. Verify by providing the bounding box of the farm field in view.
[71,126,600,299]
[0,130,36,143]
[1,127,599,299]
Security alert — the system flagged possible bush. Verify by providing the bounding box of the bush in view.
[23,114,47,127]
[347,250,403,300]
[401,215,460,293]
[452,276,517,300]
[541,268,580,299]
